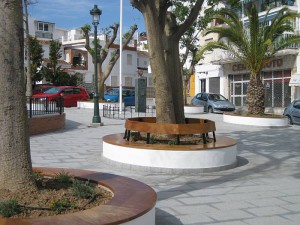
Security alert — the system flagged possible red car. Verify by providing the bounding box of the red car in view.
[33,86,89,107]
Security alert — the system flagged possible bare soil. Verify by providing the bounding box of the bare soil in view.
[0,176,113,218]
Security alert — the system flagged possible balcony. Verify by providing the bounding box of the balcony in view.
[35,31,53,39]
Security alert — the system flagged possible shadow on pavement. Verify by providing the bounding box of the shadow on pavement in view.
[156,208,184,225]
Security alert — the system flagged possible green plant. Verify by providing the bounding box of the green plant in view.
[168,140,178,145]
[130,132,139,142]
[50,198,72,213]
[55,171,73,184]
[32,170,43,180]
[72,180,97,199]
[149,135,156,144]
[0,199,22,217]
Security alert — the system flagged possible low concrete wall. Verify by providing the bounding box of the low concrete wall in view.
[29,113,65,135]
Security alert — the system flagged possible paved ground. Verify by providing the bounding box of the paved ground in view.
[30,108,300,225]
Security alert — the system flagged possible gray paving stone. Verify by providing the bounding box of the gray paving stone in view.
[29,108,300,225]
[244,215,297,225]
[245,206,289,217]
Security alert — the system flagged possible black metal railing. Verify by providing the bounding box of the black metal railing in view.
[27,97,64,118]
[103,105,156,119]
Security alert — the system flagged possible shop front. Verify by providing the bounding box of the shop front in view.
[223,55,297,113]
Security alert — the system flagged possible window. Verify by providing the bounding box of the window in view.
[125,77,132,86]
[37,22,50,32]
[73,88,82,94]
[127,54,132,65]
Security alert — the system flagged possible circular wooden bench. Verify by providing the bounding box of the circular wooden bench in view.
[124,117,216,144]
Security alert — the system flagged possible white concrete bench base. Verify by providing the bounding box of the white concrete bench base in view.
[103,134,237,170]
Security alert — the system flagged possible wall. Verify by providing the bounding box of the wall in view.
[29,113,65,135]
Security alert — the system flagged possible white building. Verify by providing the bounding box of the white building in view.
[27,17,153,96]
[196,0,300,113]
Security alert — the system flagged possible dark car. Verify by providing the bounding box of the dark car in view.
[104,88,135,107]
[283,99,300,125]
[191,92,235,113]
[33,86,89,107]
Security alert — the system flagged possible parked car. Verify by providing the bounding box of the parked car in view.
[33,86,89,107]
[32,84,53,94]
[191,92,235,113]
[283,99,300,125]
[104,88,135,107]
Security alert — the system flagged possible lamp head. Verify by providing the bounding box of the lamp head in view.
[90,5,102,25]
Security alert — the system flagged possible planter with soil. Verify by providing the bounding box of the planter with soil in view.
[0,167,156,225]
[103,117,237,171]
[223,113,288,127]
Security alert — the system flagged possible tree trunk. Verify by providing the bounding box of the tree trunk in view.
[24,0,32,97]
[165,38,185,123]
[246,75,265,114]
[0,0,36,191]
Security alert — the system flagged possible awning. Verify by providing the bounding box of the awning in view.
[289,74,300,86]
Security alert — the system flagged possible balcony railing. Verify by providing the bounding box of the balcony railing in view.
[35,31,53,39]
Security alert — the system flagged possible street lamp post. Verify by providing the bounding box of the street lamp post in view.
[90,5,102,123]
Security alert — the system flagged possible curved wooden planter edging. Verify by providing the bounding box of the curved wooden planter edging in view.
[0,168,157,225]
[223,114,288,127]
[124,117,216,144]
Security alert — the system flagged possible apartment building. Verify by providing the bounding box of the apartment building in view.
[196,0,300,112]
[28,17,153,95]
[62,29,153,95]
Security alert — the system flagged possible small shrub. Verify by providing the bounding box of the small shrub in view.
[55,171,73,184]
[32,170,43,180]
[168,140,178,145]
[149,135,156,144]
[130,132,139,142]
[0,199,22,217]
[50,198,72,213]
[72,180,97,199]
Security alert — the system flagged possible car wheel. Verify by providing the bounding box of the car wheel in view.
[208,106,214,113]
[287,115,293,125]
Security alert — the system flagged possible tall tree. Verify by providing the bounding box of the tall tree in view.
[0,0,36,191]
[175,2,215,105]
[43,40,63,84]
[199,5,300,114]
[82,24,138,100]
[130,0,206,124]
[29,36,44,84]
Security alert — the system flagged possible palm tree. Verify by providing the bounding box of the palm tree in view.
[199,5,300,114]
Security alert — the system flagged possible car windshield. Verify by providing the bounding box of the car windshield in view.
[208,94,226,101]
[44,87,62,94]
[106,89,119,96]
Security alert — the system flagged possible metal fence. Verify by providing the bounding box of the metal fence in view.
[103,105,156,119]
[27,97,64,118]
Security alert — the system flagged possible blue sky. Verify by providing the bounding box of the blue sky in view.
[28,0,145,32]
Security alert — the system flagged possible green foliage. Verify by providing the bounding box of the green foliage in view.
[168,140,178,146]
[55,171,73,184]
[149,135,156,144]
[0,199,22,218]
[50,198,73,213]
[32,170,43,180]
[29,36,44,83]
[130,132,139,142]
[72,180,97,199]
[42,40,64,85]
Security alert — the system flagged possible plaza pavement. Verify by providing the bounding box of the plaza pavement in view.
[30,108,300,225]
